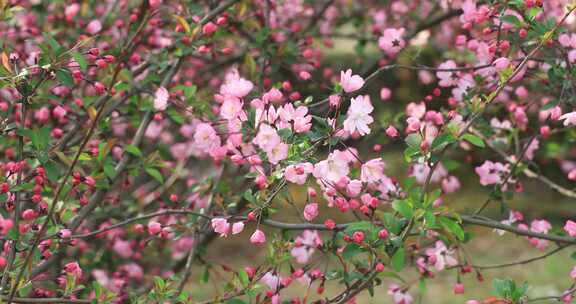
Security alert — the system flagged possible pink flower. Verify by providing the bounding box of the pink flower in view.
[303,203,319,221]
[405,117,421,133]
[346,179,362,197]
[493,57,510,72]
[531,219,552,234]
[388,284,413,304]
[436,60,459,87]
[147,222,162,235]
[266,142,288,164]
[194,123,221,153]
[291,230,322,264]
[64,262,83,278]
[261,272,280,290]
[232,222,245,235]
[441,176,461,193]
[378,28,406,56]
[113,239,133,258]
[329,95,341,108]
[453,283,465,294]
[343,95,373,136]
[406,102,426,119]
[220,97,243,120]
[149,0,163,8]
[380,87,392,101]
[313,153,350,183]
[559,111,576,126]
[284,163,313,185]
[154,87,169,111]
[475,161,509,186]
[35,107,50,123]
[386,125,399,137]
[425,241,458,271]
[361,158,386,184]
[220,68,254,98]
[65,4,80,21]
[86,20,102,35]
[253,124,281,152]
[250,229,266,245]
[564,220,576,237]
[211,218,231,237]
[52,106,67,120]
[340,69,364,93]
[571,266,576,280]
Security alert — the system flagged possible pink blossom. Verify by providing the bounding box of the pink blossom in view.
[361,158,386,184]
[284,162,313,185]
[220,68,254,98]
[291,230,322,263]
[147,222,162,235]
[194,123,221,153]
[303,203,319,221]
[475,161,509,186]
[232,222,245,235]
[559,111,576,126]
[436,60,459,87]
[343,95,373,136]
[261,272,280,290]
[493,57,510,72]
[154,87,169,111]
[388,284,413,304]
[113,239,133,258]
[386,125,399,137]
[380,87,391,101]
[64,262,83,278]
[149,0,163,8]
[313,152,350,183]
[406,102,426,119]
[211,218,231,237]
[340,69,364,93]
[571,266,576,280]
[441,176,461,193]
[564,220,576,237]
[86,20,102,35]
[405,117,421,133]
[425,241,458,271]
[253,124,281,152]
[35,107,50,123]
[329,94,341,108]
[531,219,552,234]
[250,229,266,245]
[266,142,288,164]
[220,98,243,120]
[65,4,80,22]
[346,179,363,197]
[378,28,406,56]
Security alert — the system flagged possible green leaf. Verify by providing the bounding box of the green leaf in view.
[342,244,363,260]
[145,167,164,183]
[237,270,250,287]
[462,133,485,148]
[124,144,142,157]
[391,247,405,272]
[431,133,456,150]
[392,200,413,219]
[72,52,88,72]
[56,69,75,87]
[440,217,465,241]
[405,133,422,148]
[501,15,522,27]
[42,32,63,56]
